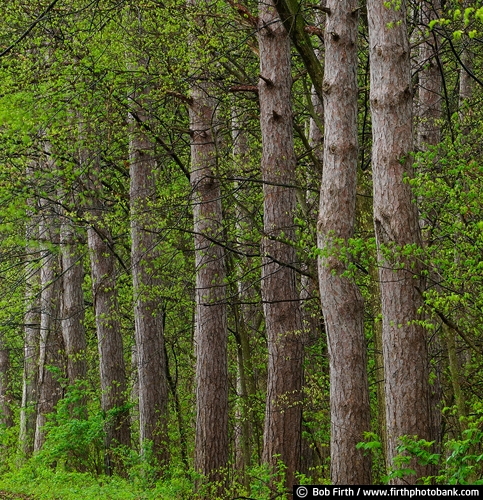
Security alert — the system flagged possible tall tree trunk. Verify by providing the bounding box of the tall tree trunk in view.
[60,212,87,393]
[19,212,40,455]
[417,0,443,455]
[0,338,13,428]
[130,344,139,432]
[300,16,326,478]
[317,0,372,485]
[372,285,387,473]
[368,0,433,482]
[129,88,169,467]
[258,0,303,488]
[87,198,131,473]
[231,110,255,476]
[233,299,252,476]
[34,223,63,452]
[189,76,228,482]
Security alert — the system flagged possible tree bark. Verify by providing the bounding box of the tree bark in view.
[368,0,433,482]
[129,87,169,467]
[417,0,443,457]
[34,225,63,452]
[231,110,256,476]
[300,14,326,478]
[87,201,131,472]
[0,339,13,428]
[60,213,87,392]
[189,78,228,482]
[19,211,40,456]
[273,0,324,102]
[258,0,303,488]
[317,0,372,485]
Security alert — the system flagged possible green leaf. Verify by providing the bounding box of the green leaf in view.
[453,30,463,40]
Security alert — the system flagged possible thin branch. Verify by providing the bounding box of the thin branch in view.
[309,4,331,14]
[438,28,483,89]
[434,310,480,356]
[0,0,62,58]
[128,107,190,180]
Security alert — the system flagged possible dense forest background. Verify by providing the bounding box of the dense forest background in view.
[0,0,482,497]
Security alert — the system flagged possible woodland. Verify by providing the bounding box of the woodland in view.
[0,0,482,498]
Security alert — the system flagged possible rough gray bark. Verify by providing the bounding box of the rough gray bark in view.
[417,0,443,457]
[372,289,387,472]
[258,0,303,488]
[317,0,372,485]
[233,299,253,476]
[130,344,139,430]
[189,80,228,481]
[231,110,255,475]
[34,233,63,452]
[299,14,326,478]
[19,216,40,455]
[60,214,87,391]
[368,0,433,482]
[303,12,324,350]
[87,202,130,472]
[300,100,325,478]
[272,0,324,102]
[0,339,13,428]
[129,88,169,466]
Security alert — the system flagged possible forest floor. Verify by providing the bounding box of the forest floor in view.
[0,467,196,499]
[0,493,34,499]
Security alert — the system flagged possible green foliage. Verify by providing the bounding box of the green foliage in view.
[0,465,195,499]
[387,437,438,484]
[0,422,19,475]
[412,126,483,341]
[34,383,105,475]
[358,411,483,485]
[356,432,386,484]
[0,455,308,499]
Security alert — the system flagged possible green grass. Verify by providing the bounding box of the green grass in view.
[0,467,195,499]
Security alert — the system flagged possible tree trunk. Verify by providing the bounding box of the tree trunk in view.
[0,339,13,428]
[87,209,131,472]
[258,0,303,488]
[189,78,228,482]
[130,344,139,432]
[318,0,372,485]
[34,227,63,452]
[300,15,326,478]
[368,0,433,482]
[417,0,443,457]
[231,110,256,476]
[373,291,387,473]
[233,309,252,475]
[129,88,169,467]
[19,213,40,456]
[60,213,87,392]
